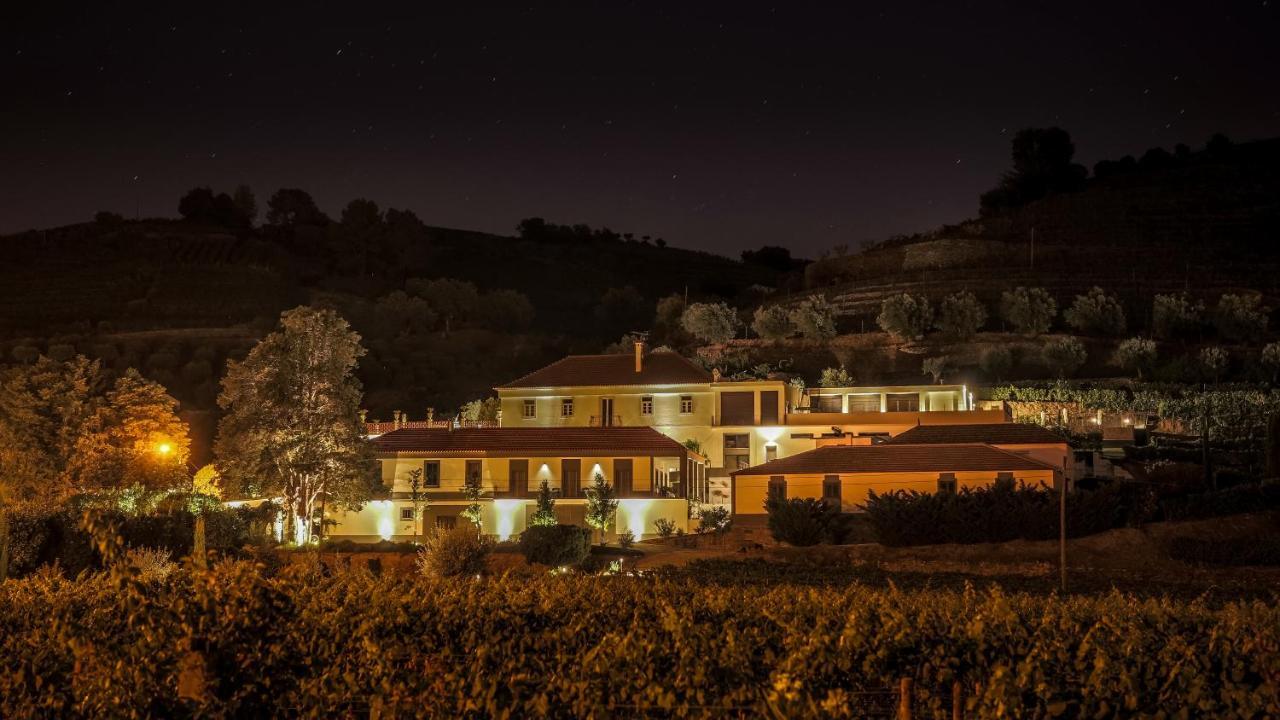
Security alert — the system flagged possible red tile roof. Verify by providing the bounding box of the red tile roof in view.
[883,422,1067,446]
[372,426,689,456]
[730,443,1056,476]
[498,352,711,389]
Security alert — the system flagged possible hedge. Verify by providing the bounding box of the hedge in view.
[0,562,1276,717]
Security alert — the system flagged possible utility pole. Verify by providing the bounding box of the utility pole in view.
[1029,227,1036,271]
[1058,471,1067,593]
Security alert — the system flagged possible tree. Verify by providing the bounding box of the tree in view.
[741,246,795,272]
[922,356,950,384]
[877,293,932,341]
[594,286,647,332]
[478,289,535,332]
[406,468,428,542]
[530,478,557,527]
[652,294,688,346]
[1112,337,1157,379]
[789,295,838,340]
[1064,287,1126,336]
[1152,293,1203,340]
[374,291,437,337]
[583,469,618,546]
[1000,287,1057,337]
[752,305,794,341]
[980,127,1087,214]
[340,198,383,231]
[1199,346,1229,383]
[1214,294,1268,342]
[681,302,740,344]
[192,464,223,499]
[178,187,216,222]
[406,278,479,334]
[1261,342,1280,384]
[935,291,988,340]
[460,397,500,424]
[232,185,258,227]
[265,188,327,226]
[461,470,484,528]
[818,366,853,387]
[1041,337,1087,378]
[214,307,376,544]
[980,346,1014,381]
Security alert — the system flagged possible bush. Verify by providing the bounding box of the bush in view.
[417,526,494,577]
[863,482,1156,547]
[654,518,677,538]
[934,291,987,339]
[818,366,853,387]
[751,305,793,341]
[697,505,731,537]
[1000,286,1056,336]
[1161,484,1280,521]
[876,293,932,341]
[765,497,845,546]
[1041,336,1087,377]
[1064,287,1126,336]
[980,346,1014,381]
[518,524,591,567]
[617,530,635,549]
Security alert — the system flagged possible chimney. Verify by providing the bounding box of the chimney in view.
[634,340,645,373]
[393,410,403,428]
[712,368,722,383]
[427,407,435,423]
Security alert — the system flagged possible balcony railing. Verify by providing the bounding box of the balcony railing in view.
[366,419,499,435]
[588,414,623,427]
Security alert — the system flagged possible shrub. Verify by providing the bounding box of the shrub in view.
[863,482,1155,547]
[417,526,493,577]
[751,305,793,341]
[654,518,677,538]
[518,524,590,567]
[1214,293,1268,342]
[1161,484,1280,521]
[934,291,987,339]
[124,546,177,582]
[1000,286,1056,336]
[530,479,557,527]
[1199,346,1230,382]
[788,295,838,340]
[1152,293,1203,339]
[697,505,731,537]
[876,293,932,341]
[1041,336,1087,377]
[617,530,635,549]
[1064,287,1126,336]
[1112,337,1157,379]
[818,366,853,387]
[765,497,843,546]
[680,302,740,344]
[980,346,1014,381]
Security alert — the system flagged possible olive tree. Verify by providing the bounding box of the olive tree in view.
[1041,337,1087,378]
[1214,294,1268,342]
[789,295,838,340]
[935,291,988,340]
[681,302,740,344]
[999,287,1057,337]
[1064,287,1126,336]
[751,305,794,341]
[1152,293,1203,340]
[1112,337,1157,379]
[876,293,932,341]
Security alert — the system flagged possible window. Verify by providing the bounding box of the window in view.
[680,395,693,414]
[768,475,787,502]
[814,394,843,413]
[765,444,778,462]
[937,473,957,494]
[760,390,779,425]
[822,475,842,506]
[847,394,881,412]
[423,461,441,487]
[465,460,482,485]
[723,434,750,470]
[995,471,1016,490]
[560,398,574,417]
[522,399,536,419]
[641,396,654,415]
[400,507,415,521]
[886,393,920,412]
[435,516,456,530]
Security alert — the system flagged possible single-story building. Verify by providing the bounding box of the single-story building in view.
[327,426,704,542]
[881,422,1072,481]
[730,443,1058,516]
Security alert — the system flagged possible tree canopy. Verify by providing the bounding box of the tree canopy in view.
[980,127,1088,214]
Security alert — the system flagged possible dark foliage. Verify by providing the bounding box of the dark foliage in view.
[980,127,1088,214]
[1165,532,1280,567]
[765,497,849,546]
[518,524,591,567]
[1160,483,1280,522]
[862,482,1156,547]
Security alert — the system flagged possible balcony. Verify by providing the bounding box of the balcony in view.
[589,414,624,427]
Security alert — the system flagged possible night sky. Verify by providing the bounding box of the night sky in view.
[3,2,1277,257]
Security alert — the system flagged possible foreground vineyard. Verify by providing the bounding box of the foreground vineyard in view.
[1,561,1277,718]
